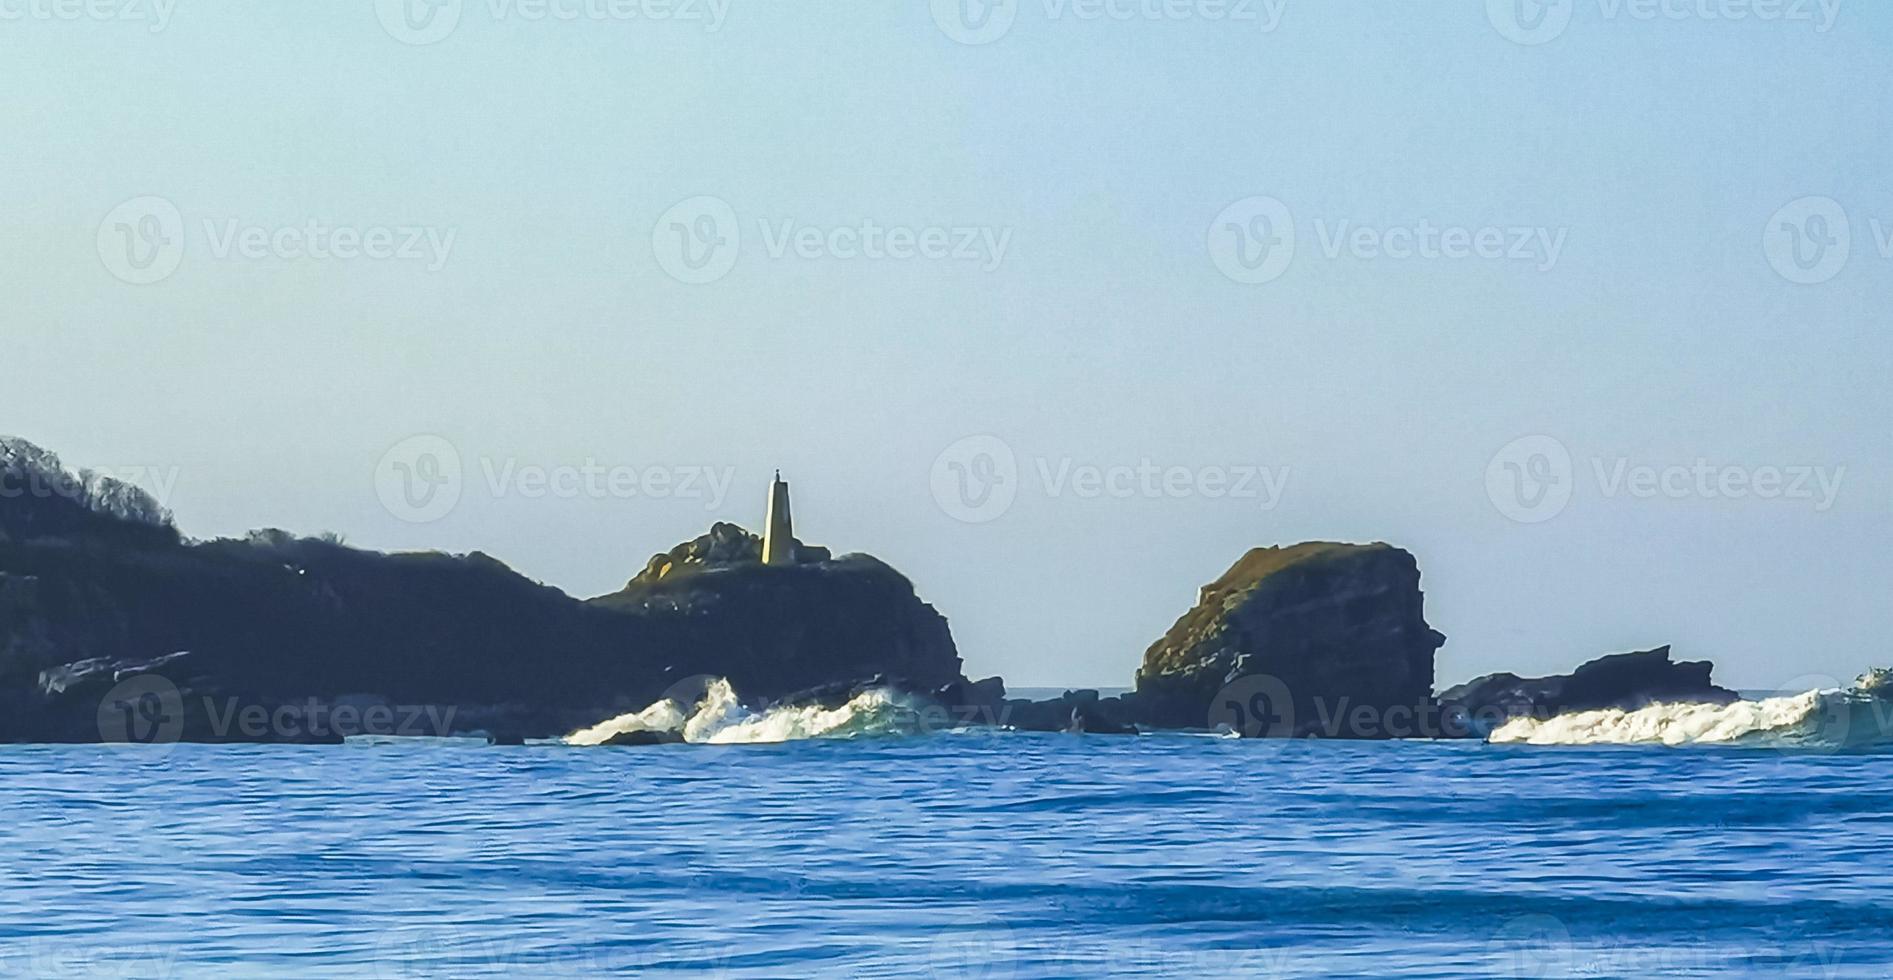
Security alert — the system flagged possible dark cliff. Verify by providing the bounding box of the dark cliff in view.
[0,439,963,743]
[1128,542,1447,737]
[1438,646,1738,736]
[591,522,962,699]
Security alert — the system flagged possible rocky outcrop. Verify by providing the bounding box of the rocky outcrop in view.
[592,544,961,703]
[626,521,831,589]
[1000,690,1139,735]
[1438,646,1739,737]
[0,439,964,743]
[1128,543,1447,737]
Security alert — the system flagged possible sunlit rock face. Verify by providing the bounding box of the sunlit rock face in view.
[1130,542,1446,737]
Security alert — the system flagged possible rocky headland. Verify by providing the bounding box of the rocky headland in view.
[0,438,965,744]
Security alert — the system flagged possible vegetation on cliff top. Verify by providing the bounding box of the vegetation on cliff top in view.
[1143,542,1398,678]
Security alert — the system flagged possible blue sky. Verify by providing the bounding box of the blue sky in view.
[4,0,1889,688]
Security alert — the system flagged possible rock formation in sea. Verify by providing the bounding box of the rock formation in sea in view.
[1437,646,1740,737]
[5,436,1748,747]
[0,437,964,743]
[1115,542,1448,737]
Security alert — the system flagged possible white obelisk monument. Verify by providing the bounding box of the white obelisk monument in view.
[762,470,795,566]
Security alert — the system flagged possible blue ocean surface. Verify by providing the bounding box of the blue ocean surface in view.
[3,734,1890,978]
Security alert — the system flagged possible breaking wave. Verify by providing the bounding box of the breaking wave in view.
[1489,670,1893,749]
[565,678,933,746]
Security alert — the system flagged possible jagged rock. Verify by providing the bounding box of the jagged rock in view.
[601,729,684,747]
[37,650,196,697]
[624,521,832,592]
[1129,543,1446,738]
[1438,646,1738,737]
[1002,690,1141,734]
[957,676,1007,719]
[1066,697,1134,735]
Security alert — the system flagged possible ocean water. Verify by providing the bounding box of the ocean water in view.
[4,732,1890,978]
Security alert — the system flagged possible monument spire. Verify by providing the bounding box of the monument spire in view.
[762,471,794,566]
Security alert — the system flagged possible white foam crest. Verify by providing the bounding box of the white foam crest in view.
[699,686,923,744]
[565,677,931,746]
[563,696,690,746]
[1489,691,1823,746]
[1489,670,1893,748]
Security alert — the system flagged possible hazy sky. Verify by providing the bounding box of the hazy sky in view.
[5,0,1889,689]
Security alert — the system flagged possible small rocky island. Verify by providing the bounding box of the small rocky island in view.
[992,543,1735,739]
[0,435,1741,744]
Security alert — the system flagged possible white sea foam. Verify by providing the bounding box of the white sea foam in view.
[1489,670,1893,749]
[564,695,692,746]
[565,678,932,746]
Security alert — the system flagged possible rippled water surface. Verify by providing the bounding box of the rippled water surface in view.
[4,734,1890,978]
